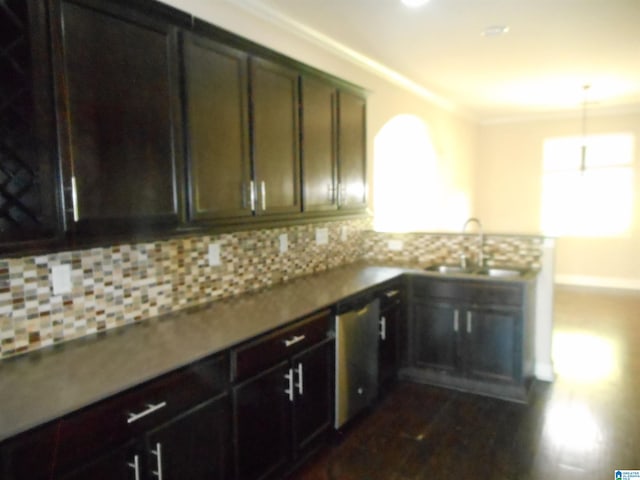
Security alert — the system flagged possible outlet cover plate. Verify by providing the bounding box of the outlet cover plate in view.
[315,228,329,245]
[51,264,72,295]
[279,233,288,253]
[208,243,221,266]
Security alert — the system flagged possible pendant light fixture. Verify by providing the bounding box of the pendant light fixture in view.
[580,84,590,173]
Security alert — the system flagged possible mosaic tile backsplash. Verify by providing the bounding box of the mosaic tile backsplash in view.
[0,219,544,360]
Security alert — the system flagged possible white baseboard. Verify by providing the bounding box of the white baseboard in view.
[534,363,555,382]
[555,274,640,291]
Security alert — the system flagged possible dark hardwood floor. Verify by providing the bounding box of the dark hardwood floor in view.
[289,286,640,480]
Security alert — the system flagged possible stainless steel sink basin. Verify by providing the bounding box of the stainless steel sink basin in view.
[475,267,524,278]
[424,264,468,274]
[425,264,527,278]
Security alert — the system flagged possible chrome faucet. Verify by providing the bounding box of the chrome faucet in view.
[462,217,484,268]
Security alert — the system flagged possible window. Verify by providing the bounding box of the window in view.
[541,133,635,237]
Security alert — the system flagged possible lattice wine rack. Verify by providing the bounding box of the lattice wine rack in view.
[0,0,44,237]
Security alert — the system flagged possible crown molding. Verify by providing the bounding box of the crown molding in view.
[224,0,462,114]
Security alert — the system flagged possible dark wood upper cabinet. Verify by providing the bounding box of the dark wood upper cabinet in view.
[51,0,187,236]
[250,57,302,216]
[183,31,252,222]
[300,75,338,212]
[0,0,59,249]
[337,90,367,210]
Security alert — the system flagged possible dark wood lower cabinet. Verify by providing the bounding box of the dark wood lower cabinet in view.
[60,396,231,480]
[145,396,231,480]
[378,289,402,395]
[411,301,458,372]
[292,340,333,457]
[404,276,534,402]
[233,361,292,480]
[233,338,334,480]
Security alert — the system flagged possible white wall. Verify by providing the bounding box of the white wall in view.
[476,111,640,290]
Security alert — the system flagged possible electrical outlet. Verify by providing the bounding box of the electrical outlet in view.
[388,240,404,251]
[51,264,72,295]
[279,233,288,253]
[208,243,221,266]
[315,228,329,245]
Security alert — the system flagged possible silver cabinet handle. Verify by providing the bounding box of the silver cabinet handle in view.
[283,334,305,347]
[385,289,400,298]
[249,180,256,211]
[380,316,387,340]
[284,368,294,402]
[467,311,472,333]
[151,442,163,480]
[71,175,79,222]
[128,454,141,480]
[127,402,167,424]
[327,183,336,202]
[453,310,459,332]
[260,180,266,210]
[295,363,304,396]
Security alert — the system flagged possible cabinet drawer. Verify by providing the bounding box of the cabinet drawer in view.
[232,309,331,382]
[52,353,228,475]
[412,277,523,308]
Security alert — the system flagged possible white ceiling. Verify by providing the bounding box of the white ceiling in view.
[232,0,640,121]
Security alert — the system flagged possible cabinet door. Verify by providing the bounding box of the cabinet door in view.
[464,308,520,383]
[53,0,185,235]
[291,339,333,458]
[233,361,291,480]
[183,32,252,222]
[337,90,366,210]
[145,396,231,480]
[411,301,458,372]
[300,75,337,212]
[379,300,401,394]
[0,0,59,247]
[59,441,138,480]
[250,58,301,216]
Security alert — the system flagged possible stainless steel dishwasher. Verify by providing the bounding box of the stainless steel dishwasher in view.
[334,297,380,429]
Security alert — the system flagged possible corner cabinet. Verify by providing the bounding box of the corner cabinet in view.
[231,309,334,480]
[404,276,535,402]
[50,0,188,237]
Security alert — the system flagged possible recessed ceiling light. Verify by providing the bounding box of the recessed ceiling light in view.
[401,0,431,7]
[481,25,510,37]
